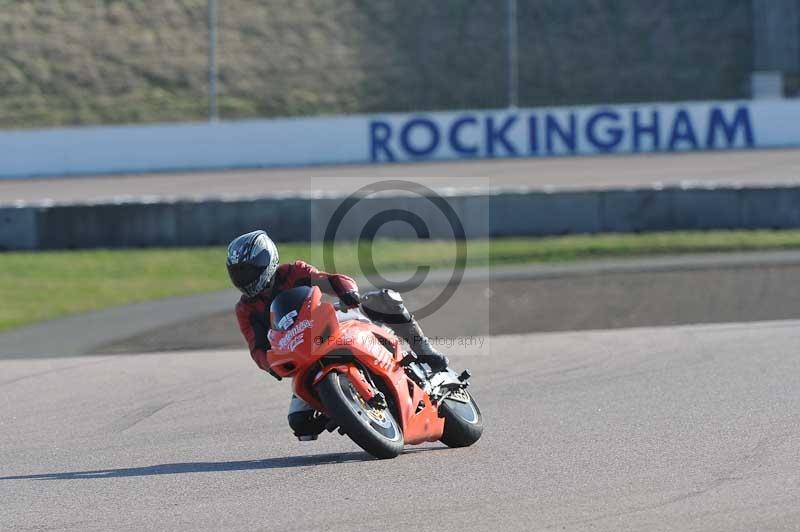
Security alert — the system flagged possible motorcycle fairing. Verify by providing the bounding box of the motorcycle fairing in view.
[267,286,445,444]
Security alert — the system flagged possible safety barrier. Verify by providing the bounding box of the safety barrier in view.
[2,184,799,250]
[2,99,800,178]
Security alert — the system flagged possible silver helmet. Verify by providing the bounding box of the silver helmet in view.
[226,230,279,298]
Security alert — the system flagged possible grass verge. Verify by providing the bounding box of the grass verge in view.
[3,230,800,332]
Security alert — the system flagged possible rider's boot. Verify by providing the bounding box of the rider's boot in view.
[288,395,328,441]
[391,318,450,373]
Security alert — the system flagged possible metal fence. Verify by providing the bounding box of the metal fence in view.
[0,0,796,129]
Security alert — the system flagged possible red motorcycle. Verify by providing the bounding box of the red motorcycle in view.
[267,286,483,459]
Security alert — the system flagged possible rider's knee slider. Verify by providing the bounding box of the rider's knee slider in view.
[361,289,412,324]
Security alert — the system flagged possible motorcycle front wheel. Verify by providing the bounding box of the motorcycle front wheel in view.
[316,371,404,459]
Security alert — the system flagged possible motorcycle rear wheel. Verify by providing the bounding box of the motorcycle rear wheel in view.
[439,389,483,448]
[317,372,404,459]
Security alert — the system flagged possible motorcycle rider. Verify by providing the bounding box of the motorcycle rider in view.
[226,230,450,440]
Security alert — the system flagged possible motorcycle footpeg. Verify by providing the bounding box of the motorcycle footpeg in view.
[297,434,319,442]
[400,352,418,366]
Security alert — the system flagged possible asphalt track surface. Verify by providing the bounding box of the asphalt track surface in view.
[3,252,800,359]
[3,320,800,531]
[4,148,800,203]
[3,148,800,530]
[94,251,800,354]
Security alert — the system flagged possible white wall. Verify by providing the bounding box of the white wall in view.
[2,99,800,179]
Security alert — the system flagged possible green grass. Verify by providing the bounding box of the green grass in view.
[0,1,751,128]
[3,230,800,332]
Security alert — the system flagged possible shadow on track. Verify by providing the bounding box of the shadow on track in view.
[0,447,446,481]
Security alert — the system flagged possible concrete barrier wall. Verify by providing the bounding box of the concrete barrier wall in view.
[2,185,800,250]
[4,99,800,178]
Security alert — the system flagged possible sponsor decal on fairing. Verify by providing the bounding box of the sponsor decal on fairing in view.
[277,319,313,351]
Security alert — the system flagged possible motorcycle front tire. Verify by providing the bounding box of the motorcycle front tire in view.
[316,371,404,459]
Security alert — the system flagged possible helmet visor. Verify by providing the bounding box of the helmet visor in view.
[227,262,263,292]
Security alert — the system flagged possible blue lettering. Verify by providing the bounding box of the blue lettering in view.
[546,114,577,154]
[369,120,394,162]
[586,110,623,152]
[667,109,698,151]
[705,106,754,148]
[528,114,539,155]
[400,117,440,158]
[449,116,479,156]
[632,110,660,152]
[486,115,518,157]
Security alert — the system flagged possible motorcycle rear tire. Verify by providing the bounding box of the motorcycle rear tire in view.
[439,391,483,448]
[317,372,404,459]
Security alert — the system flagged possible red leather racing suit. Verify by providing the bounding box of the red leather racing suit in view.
[235,260,358,373]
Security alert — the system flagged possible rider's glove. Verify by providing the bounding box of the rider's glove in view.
[340,291,361,309]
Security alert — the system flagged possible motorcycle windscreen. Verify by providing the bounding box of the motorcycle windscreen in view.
[270,285,314,331]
